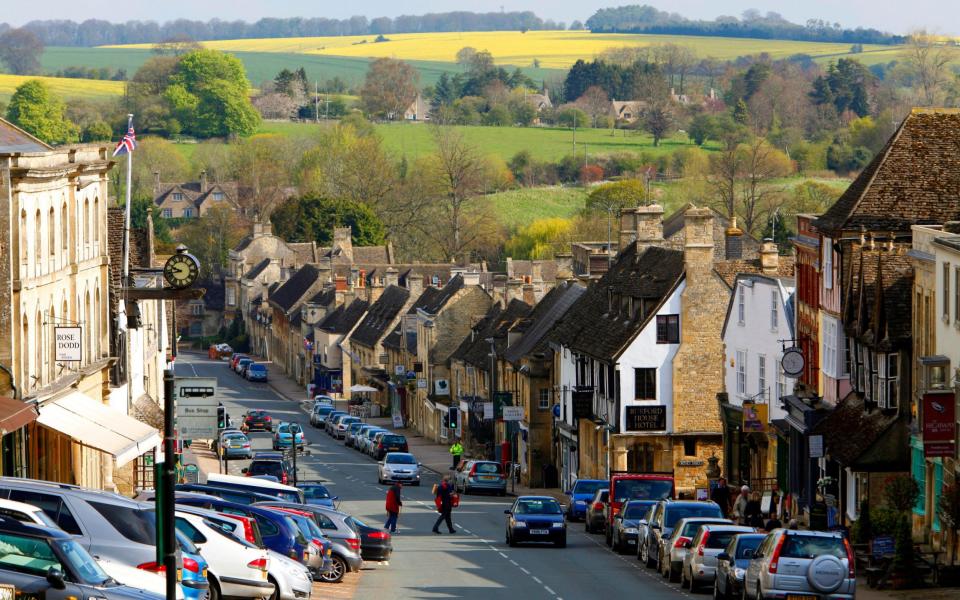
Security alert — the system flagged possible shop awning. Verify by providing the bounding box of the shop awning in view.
[350,384,378,393]
[37,392,161,467]
[0,397,37,434]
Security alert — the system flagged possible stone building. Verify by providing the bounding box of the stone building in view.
[153,170,243,219]
[347,284,412,405]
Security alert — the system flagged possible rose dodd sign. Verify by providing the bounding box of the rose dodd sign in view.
[922,392,956,458]
[55,327,82,362]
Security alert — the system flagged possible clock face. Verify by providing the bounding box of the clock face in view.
[163,253,200,289]
[781,348,805,377]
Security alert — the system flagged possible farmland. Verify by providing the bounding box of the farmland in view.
[105,30,900,69]
[483,187,589,228]
[0,73,124,102]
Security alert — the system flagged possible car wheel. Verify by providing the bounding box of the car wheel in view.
[319,555,347,584]
[669,563,680,583]
[714,580,723,600]
[207,575,221,600]
[508,532,517,547]
[645,543,656,568]
[555,536,566,548]
[267,575,280,600]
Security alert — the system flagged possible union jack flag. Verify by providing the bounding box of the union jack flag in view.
[112,124,136,157]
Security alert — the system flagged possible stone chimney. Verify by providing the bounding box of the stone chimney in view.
[522,283,536,306]
[385,267,399,288]
[531,260,543,283]
[635,203,664,250]
[683,207,715,282]
[505,257,515,278]
[619,208,638,249]
[506,279,524,304]
[554,253,573,280]
[333,227,353,261]
[199,170,208,193]
[153,171,161,195]
[462,271,481,286]
[317,259,332,285]
[407,273,423,298]
[725,216,744,260]
[262,221,272,236]
[253,220,263,236]
[760,238,779,275]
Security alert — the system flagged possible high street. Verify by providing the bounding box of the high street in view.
[177,352,695,599]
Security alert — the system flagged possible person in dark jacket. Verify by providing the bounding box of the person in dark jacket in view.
[432,476,456,534]
[745,491,764,528]
[384,482,403,533]
[711,477,732,517]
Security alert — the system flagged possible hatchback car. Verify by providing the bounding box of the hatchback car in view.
[334,416,361,440]
[344,422,366,447]
[350,516,393,562]
[374,433,408,459]
[714,532,765,600]
[610,499,658,554]
[363,429,389,455]
[236,358,254,375]
[640,499,725,570]
[584,488,610,533]
[310,404,335,428]
[742,529,855,600]
[272,422,305,450]
[565,479,607,521]
[325,413,349,435]
[505,496,566,548]
[681,524,755,592]
[244,453,294,485]
[219,431,253,460]
[246,363,269,382]
[243,410,273,432]
[378,452,422,485]
[454,460,506,495]
[661,516,732,582]
[299,481,339,509]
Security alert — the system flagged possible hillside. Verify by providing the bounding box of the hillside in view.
[0,73,124,102]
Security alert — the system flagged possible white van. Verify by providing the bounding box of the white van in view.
[205,472,304,503]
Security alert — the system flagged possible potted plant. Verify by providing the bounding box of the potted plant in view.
[883,474,920,589]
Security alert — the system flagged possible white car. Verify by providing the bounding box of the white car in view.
[175,511,275,599]
[0,497,182,598]
[378,452,422,485]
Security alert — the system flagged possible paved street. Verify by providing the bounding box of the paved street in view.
[177,353,697,600]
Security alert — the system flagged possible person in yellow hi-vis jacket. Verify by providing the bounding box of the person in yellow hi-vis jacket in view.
[449,441,463,469]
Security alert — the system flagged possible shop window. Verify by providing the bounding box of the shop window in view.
[912,445,926,516]
[683,438,697,457]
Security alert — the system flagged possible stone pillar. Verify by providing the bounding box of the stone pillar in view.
[760,239,779,275]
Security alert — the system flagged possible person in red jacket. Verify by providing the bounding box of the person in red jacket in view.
[384,482,403,533]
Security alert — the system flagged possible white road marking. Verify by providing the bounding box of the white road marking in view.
[498,551,508,558]
[532,576,543,584]
[544,586,556,596]
[520,567,530,575]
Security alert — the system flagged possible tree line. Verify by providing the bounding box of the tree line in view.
[585,5,905,45]
[6,11,559,47]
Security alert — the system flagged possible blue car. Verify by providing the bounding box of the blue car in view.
[177,530,210,600]
[715,533,766,599]
[565,478,607,521]
[504,496,567,548]
[273,422,305,450]
[246,363,268,382]
[299,482,339,509]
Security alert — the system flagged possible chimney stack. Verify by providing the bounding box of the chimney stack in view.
[506,278,524,304]
[407,272,423,297]
[725,216,744,260]
[683,207,715,276]
[253,220,263,236]
[522,283,536,306]
[153,171,161,195]
[462,271,481,286]
[634,203,664,250]
[531,260,543,283]
[200,170,208,193]
[760,238,779,275]
[333,227,353,261]
[385,267,399,288]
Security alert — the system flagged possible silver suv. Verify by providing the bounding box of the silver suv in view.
[743,529,855,600]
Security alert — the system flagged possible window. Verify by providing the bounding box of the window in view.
[777,368,786,401]
[634,368,656,400]
[19,210,26,265]
[162,209,172,218]
[944,262,951,322]
[7,490,81,535]
[884,353,899,409]
[34,210,41,266]
[88,501,156,545]
[61,202,68,250]
[841,330,850,377]
[770,290,779,329]
[172,192,183,201]
[737,285,746,324]
[190,321,202,335]
[254,515,279,537]
[656,314,680,343]
[226,287,236,306]
[823,238,833,289]
[431,275,440,286]
[538,388,550,410]
[93,197,99,243]
[48,208,55,261]
[736,350,747,395]
[190,303,204,316]
[175,517,207,544]
[955,267,960,324]
[213,192,225,201]
[683,438,697,457]
[822,318,838,379]
[183,208,194,218]
[0,532,60,576]
[758,354,767,394]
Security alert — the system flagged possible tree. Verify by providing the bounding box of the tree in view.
[505,217,576,259]
[708,137,793,235]
[688,114,716,146]
[0,28,44,75]
[576,86,610,127]
[270,195,386,247]
[152,36,202,56]
[81,120,113,142]
[557,107,588,128]
[586,180,646,214]
[169,50,261,138]
[904,30,957,106]
[5,80,79,144]
[360,58,419,120]
[176,206,244,278]
[643,102,674,146]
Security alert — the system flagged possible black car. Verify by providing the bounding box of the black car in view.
[374,434,409,460]
[243,409,274,432]
[504,496,567,548]
[244,452,295,485]
[350,516,393,562]
[0,516,162,599]
[611,499,657,554]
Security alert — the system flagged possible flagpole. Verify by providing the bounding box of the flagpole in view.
[122,113,133,287]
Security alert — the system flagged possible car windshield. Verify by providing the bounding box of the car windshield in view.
[55,539,112,586]
[386,454,416,464]
[614,479,673,502]
[515,499,562,515]
[474,462,501,474]
[250,462,283,477]
[705,530,741,548]
[301,485,331,500]
[680,520,721,538]
[250,365,266,371]
[573,480,605,495]
[624,502,655,519]
[665,505,723,528]
[735,537,764,559]
[780,535,846,559]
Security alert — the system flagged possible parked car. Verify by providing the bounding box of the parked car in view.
[236,358,254,375]
[610,499,658,554]
[312,394,335,405]
[584,488,610,534]
[0,516,165,599]
[255,501,364,584]
[260,507,328,576]
[742,529,855,600]
[207,473,304,504]
[504,496,566,548]
[299,481,339,509]
[640,499,725,571]
[310,404,335,428]
[714,532,765,600]
[230,354,248,370]
[168,530,211,600]
[377,452,422,485]
[350,516,393,561]
[605,472,675,546]
[324,412,348,435]
[175,484,282,505]
[454,460,506,495]
[661,516,733,582]
[565,479,607,521]
[681,524,755,592]
[243,452,294,485]
[246,363,269,382]
[218,431,253,460]
[358,427,387,455]
[242,410,274,432]
[344,421,366,447]
[373,433,408,459]
[272,422,305,450]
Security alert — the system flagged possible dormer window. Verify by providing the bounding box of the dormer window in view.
[172,192,183,201]
[213,192,224,201]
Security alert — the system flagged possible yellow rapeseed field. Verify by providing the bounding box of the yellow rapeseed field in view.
[105,30,895,69]
[0,74,124,100]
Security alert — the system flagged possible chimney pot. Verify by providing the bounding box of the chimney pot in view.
[760,238,779,275]
[200,170,208,193]
[725,216,744,260]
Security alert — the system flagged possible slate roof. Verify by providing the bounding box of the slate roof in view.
[450,300,532,369]
[308,287,337,307]
[814,109,960,236]
[504,282,586,364]
[415,275,465,315]
[713,256,796,289]
[662,204,761,260]
[550,244,685,361]
[0,118,50,153]
[290,307,303,328]
[244,258,272,281]
[268,264,321,313]
[319,298,369,335]
[154,180,243,210]
[813,393,904,467]
[842,247,913,351]
[290,242,320,264]
[349,285,410,348]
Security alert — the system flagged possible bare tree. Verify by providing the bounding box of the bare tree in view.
[576,86,610,127]
[707,137,792,235]
[642,101,675,146]
[0,28,44,75]
[152,36,202,56]
[360,58,420,120]
[904,30,957,106]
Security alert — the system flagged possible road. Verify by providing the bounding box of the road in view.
[177,353,698,600]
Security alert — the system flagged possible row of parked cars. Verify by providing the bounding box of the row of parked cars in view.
[229,352,269,383]
[570,478,857,600]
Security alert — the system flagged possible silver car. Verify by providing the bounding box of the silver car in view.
[661,517,732,582]
[378,452,422,485]
[743,529,855,600]
[359,428,387,455]
[681,524,754,592]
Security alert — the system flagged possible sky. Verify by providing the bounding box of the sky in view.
[3,1,955,36]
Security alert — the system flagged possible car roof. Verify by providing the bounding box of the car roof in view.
[663,500,721,507]
[575,479,608,484]
[516,495,559,502]
[0,515,72,539]
[0,477,147,507]
[772,528,844,538]
[254,501,350,520]
[207,472,300,493]
[252,451,285,459]
[700,524,755,531]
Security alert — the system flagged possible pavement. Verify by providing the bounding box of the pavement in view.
[179,351,954,600]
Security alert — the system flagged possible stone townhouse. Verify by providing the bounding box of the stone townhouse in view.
[153,170,244,219]
[264,264,327,377]
[312,296,369,398]
[0,120,159,489]
[347,283,412,405]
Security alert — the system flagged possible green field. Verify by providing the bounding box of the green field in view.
[483,187,588,228]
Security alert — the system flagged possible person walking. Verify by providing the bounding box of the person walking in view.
[449,441,464,469]
[384,482,402,533]
[733,485,751,526]
[432,476,456,534]
[745,491,764,528]
[710,477,732,518]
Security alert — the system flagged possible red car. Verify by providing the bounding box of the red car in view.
[605,472,674,546]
